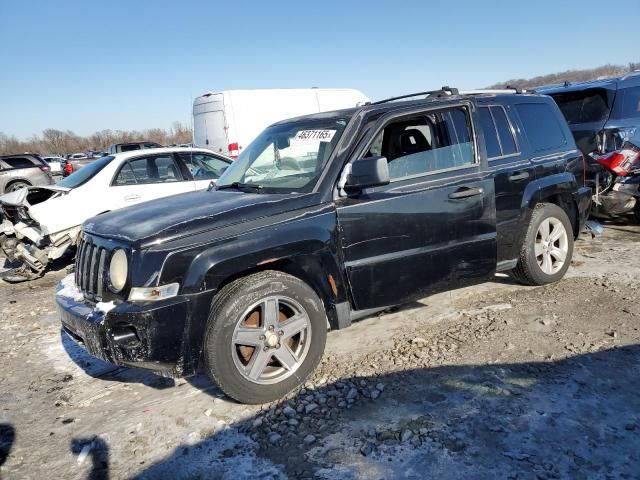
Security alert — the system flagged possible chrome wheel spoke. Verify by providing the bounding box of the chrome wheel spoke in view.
[262,298,279,330]
[279,314,307,340]
[549,226,564,242]
[541,252,553,273]
[550,247,566,263]
[534,242,545,257]
[538,219,550,239]
[273,345,299,371]
[246,348,272,381]
[234,327,264,347]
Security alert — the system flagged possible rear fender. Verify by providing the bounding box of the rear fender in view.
[521,172,581,236]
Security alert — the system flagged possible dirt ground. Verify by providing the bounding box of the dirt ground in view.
[0,220,639,479]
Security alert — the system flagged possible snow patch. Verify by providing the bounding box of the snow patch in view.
[96,301,116,313]
[57,274,84,301]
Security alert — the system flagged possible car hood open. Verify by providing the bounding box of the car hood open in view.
[83,189,323,246]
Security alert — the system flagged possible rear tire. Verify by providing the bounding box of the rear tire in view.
[5,181,29,193]
[512,203,574,286]
[202,270,327,404]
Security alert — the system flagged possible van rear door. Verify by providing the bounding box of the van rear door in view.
[193,94,228,154]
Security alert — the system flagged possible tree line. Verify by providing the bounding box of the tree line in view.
[488,62,640,90]
[0,121,193,156]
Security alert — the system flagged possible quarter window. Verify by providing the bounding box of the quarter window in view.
[2,157,35,169]
[368,107,475,180]
[515,103,567,152]
[114,155,183,185]
[479,106,519,159]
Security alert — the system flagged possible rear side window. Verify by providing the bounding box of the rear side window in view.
[515,103,567,152]
[115,155,183,185]
[2,157,36,169]
[478,107,518,159]
[613,87,640,119]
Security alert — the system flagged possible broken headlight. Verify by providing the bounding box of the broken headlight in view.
[108,249,128,293]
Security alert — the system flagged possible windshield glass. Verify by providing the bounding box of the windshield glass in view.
[216,117,349,193]
[550,88,611,124]
[57,156,114,188]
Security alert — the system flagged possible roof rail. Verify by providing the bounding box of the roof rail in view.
[372,86,459,105]
[371,86,532,105]
[458,87,528,95]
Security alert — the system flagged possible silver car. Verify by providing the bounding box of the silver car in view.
[0,155,55,193]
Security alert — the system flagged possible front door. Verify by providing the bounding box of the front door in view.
[336,105,497,310]
[109,153,195,209]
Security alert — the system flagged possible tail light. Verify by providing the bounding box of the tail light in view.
[39,165,50,173]
[228,142,239,158]
[591,144,640,177]
[64,162,73,175]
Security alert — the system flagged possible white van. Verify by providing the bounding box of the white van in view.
[192,88,369,157]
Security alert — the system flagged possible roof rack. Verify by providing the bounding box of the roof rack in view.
[371,86,529,105]
[371,86,459,105]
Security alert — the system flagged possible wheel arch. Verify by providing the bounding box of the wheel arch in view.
[4,178,32,192]
[522,173,581,238]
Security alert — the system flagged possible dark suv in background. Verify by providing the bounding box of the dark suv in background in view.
[57,88,590,404]
[539,72,640,183]
[0,154,54,193]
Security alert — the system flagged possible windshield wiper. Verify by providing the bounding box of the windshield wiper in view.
[216,182,263,192]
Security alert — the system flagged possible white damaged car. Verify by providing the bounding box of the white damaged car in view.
[0,147,231,281]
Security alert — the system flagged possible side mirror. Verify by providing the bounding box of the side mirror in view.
[345,156,390,191]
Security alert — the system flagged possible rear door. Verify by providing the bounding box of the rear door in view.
[336,104,497,310]
[476,104,534,266]
[108,153,196,209]
[193,94,228,154]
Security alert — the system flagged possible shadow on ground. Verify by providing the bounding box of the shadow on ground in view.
[69,345,640,479]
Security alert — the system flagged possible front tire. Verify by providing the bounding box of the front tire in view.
[512,203,574,286]
[203,270,327,404]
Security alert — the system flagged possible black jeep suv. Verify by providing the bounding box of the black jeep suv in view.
[56,88,591,404]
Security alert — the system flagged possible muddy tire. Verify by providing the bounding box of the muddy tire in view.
[512,203,574,286]
[5,181,29,193]
[202,270,327,404]
[634,200,640,224]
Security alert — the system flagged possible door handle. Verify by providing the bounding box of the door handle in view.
[124,194,141,201]
[508,171,530,181]
[448,187,484,199]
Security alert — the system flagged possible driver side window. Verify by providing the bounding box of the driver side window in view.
[179,153,230,180]
[367,107,475,180]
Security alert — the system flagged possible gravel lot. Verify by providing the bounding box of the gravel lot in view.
[1,221,639,479]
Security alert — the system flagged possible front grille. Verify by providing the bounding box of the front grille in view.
[75,236,108,299]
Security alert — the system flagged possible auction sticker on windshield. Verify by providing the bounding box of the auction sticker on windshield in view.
[293,130,336,142]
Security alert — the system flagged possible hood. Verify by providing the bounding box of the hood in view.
[83,189,322,245]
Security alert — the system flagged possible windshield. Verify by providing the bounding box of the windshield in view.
[216,117,349,193]
[550,88,611,124]
[57,156,114,188]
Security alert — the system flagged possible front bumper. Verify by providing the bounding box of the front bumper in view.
[56,276,194,377]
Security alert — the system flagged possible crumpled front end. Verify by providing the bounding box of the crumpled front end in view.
[0,186,77,278]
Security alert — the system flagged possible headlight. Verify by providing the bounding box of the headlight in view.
[109,249,128,292]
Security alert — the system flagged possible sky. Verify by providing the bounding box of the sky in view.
[1,0,638,139]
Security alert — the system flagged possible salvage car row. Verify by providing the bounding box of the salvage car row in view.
[1,78,638,404]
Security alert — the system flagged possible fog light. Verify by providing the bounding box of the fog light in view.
[128,283,179,302]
